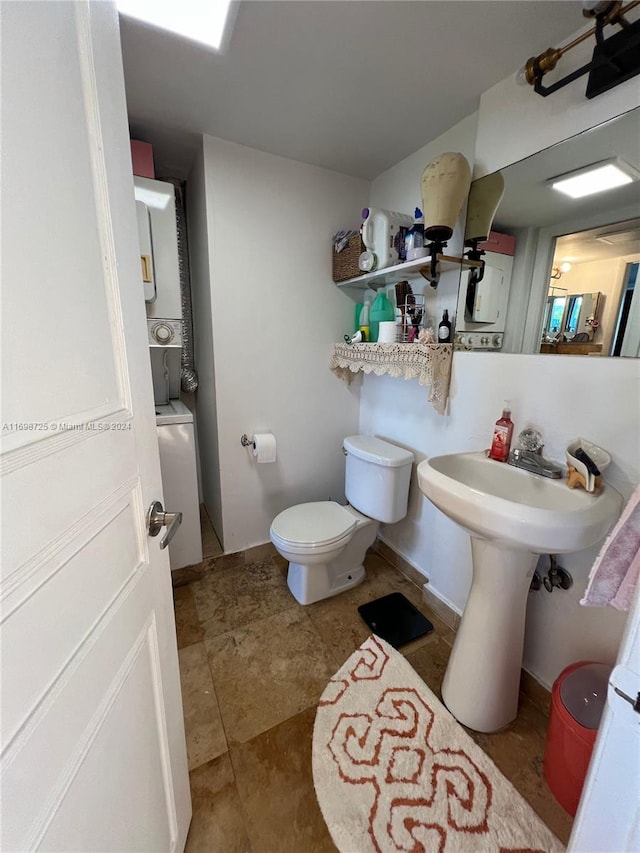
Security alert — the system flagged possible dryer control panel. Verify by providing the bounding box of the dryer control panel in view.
[455,331,503,351]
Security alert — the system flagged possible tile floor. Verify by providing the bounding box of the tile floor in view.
[173,533,573,852]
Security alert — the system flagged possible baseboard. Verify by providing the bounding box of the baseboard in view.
[422,585,461,631]
[375,537,552,716]
[373,538,428,591]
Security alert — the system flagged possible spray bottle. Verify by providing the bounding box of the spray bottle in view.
[359,296,371,342]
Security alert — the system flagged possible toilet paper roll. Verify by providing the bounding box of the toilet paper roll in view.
[252,433,277,463]
[377,321,397,343]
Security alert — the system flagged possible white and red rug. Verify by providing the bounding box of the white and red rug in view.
[312,636,564,853]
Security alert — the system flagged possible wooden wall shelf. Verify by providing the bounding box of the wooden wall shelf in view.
[336,254,480,291]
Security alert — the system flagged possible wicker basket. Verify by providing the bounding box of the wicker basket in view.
[332,233,364,282]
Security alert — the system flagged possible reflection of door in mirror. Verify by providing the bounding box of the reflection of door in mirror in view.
[565,295,583,336]
[613,262,640,356]
[543,292,567,338]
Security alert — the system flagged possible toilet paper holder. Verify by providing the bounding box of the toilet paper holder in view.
[240,433,255,449]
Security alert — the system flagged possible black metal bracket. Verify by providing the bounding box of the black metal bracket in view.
[533,15,640,98]
[421,239,446,288]
[462,240,487,320]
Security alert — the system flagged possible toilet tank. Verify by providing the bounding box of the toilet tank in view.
[344,435,414,523]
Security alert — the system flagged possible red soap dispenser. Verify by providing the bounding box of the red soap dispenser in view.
[489,401,514,463]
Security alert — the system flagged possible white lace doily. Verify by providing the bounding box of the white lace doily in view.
[329,343,453,414]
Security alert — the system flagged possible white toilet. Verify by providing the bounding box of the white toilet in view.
[270,435,414,605]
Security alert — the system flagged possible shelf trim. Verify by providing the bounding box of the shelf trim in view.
[329,342,453,415]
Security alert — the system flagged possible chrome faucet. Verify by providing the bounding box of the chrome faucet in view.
[507,429,564,479]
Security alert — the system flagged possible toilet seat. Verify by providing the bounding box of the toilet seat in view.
[270,501,357,550]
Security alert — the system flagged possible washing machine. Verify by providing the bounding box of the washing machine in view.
[156,399,203,571]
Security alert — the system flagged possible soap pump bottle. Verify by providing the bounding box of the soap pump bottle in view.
[489,401,514,463]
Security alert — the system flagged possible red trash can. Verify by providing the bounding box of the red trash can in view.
[543,661,612,816]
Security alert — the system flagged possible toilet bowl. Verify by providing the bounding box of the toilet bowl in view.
[270,435,414,605]
[271,502,378,605]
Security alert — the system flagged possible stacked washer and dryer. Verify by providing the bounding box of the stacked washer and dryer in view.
[135,176,203,570]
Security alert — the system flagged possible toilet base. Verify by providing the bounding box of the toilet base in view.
[287,561,365,605]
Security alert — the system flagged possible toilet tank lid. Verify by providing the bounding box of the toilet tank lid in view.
[344,435,414,468]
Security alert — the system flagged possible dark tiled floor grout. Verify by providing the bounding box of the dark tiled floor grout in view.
[176,544,573,851]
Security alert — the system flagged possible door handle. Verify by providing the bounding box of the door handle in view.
[147,500,183,550]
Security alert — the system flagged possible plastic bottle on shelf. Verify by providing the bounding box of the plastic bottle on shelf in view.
[405,208,427,261]
[489,402,514,463]
[360,207,413,270]
[369,292,395,342]
[438,309,452,343]
[359,296,371,341]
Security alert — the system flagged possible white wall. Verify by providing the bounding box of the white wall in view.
[365,114,479,339]
[194,136,367,552]
[187,144,224,538]
[361,35,640,688]
[474,13,640,178]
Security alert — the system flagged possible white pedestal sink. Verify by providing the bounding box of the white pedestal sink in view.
[417,452,622,732]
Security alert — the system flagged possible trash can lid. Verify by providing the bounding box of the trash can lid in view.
[560,663,612,729]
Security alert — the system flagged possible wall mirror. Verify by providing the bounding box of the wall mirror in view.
[462,106,640,357]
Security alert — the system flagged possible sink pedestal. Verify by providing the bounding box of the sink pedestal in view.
[417,451,622,733]
[441,538,538,733]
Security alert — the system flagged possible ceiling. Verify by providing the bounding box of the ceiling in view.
[554,218,640,266]
[120,0,584,180]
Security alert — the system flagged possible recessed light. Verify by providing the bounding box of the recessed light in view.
[548,158,640,199]
[117,0,235,52]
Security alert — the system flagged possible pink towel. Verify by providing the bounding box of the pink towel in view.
[581,485,640,612]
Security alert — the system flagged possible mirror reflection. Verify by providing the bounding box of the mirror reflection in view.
[541,287,602,354]
[461,107,640,357]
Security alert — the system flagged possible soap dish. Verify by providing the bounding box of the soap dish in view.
[566,439,610,493]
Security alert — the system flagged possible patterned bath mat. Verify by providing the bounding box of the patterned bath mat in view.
[312,636,564,853]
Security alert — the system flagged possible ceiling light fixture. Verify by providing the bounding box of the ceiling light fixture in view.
[548,158,640,199]
[516,0,640,98]
[551,262,572,279]
[116,0,236,52]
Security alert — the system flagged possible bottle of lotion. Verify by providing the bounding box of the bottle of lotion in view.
[438,309,452,343]
[489,402,514,463]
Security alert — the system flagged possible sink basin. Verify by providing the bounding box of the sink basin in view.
[417,451,622,732]
[417,451,622,554]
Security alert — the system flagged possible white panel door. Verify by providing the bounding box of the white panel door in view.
[0,2,191,850]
